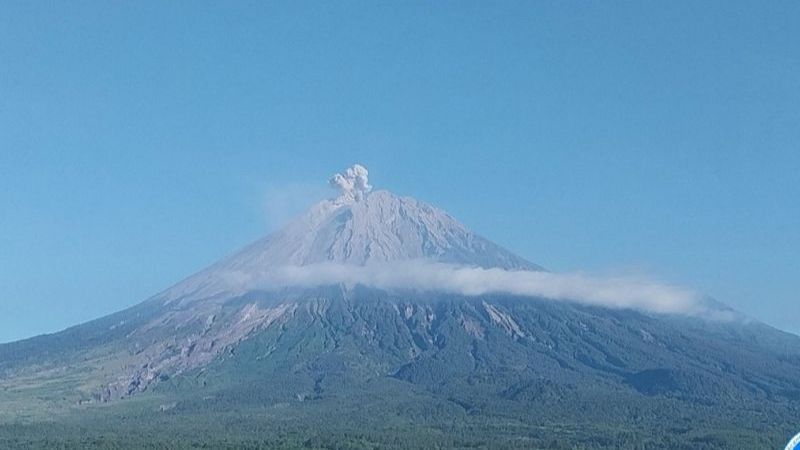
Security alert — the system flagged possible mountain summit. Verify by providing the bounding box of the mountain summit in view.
[163,164,540,304]
[1,164,799,449]
[218,164,539,269]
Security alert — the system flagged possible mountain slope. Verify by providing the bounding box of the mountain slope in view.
[2,289,799,449]
[162,188,541,306]
[0,164,798,449]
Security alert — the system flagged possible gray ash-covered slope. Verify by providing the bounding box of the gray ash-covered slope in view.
[1,164,799,449]
[224,189,538,270]
[162,177,540,305]
[0,164,539,401]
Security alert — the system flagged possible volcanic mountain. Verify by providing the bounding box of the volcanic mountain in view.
[1,164,798,449]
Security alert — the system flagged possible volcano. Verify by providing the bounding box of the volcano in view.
[1,164,798,449]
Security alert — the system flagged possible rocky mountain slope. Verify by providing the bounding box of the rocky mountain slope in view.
[0,164,798,449]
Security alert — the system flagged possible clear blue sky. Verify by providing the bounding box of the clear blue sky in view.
[1,1,798,343]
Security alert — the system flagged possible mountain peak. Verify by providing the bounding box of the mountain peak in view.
[245,163,539,271]
[161,166,540,304]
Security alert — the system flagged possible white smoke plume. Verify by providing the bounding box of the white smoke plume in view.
[329,164,372,201]
[224,261,719,317]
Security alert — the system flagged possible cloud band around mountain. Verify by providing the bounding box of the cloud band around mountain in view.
[225,261,715,316]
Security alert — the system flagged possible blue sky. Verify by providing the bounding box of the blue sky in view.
[1,1,798,343]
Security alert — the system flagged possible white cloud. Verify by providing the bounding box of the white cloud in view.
[227,261,714,316]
